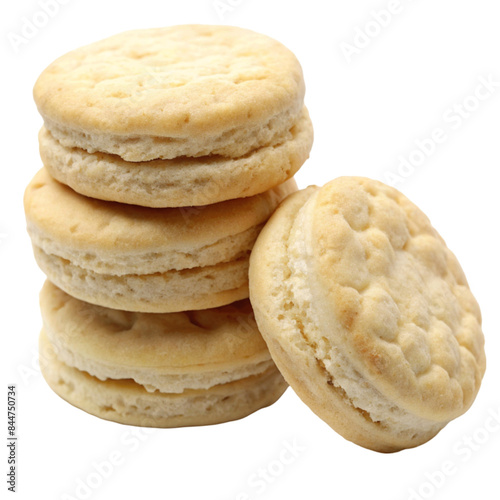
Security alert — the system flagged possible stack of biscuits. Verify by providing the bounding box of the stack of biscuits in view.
[24,25,313,427]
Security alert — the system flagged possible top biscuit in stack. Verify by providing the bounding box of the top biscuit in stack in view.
[33,25,313,208]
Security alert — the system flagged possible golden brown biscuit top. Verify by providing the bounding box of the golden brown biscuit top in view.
[40,281,269,370]
[309,177,485,420]
[23,168,297,253]
[33,25,304,137]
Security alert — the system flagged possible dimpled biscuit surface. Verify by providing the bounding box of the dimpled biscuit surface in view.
[249,177,485,452]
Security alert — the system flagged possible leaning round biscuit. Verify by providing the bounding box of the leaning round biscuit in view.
[33,25,305,161]
[39,107,312,207]
[249,177,486,452]
[24,168,297,312]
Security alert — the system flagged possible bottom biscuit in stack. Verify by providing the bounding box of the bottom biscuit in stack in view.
[39,281,287,427]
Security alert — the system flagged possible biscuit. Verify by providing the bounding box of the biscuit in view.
[40,342,287,428]
[25,169,297,312]
[38,283,287,426]
[38,107,312,207]
[249,177,486,452]
[33,25,305,161]
[40,280,278,392]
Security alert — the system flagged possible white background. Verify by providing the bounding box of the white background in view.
[2,1,499,499]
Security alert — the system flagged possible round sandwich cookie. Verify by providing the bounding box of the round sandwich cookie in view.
[38,107,312,208]
[33,25,306,162]
[24,168,297,312]
[39,281,287,427]
[249,177,486,452]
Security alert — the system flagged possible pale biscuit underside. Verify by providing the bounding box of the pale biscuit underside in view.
[34,245,250,313]
[39,108,312,207]
[40,331,288,428]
